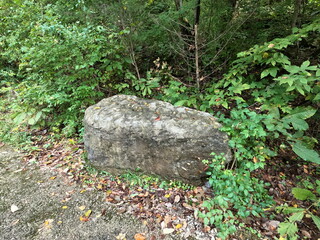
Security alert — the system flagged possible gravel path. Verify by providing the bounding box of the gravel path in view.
[0,145,177,240]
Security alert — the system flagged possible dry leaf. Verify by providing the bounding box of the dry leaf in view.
[116,233,126,240]
[78,205,86,211]
[175,223,183,229]
[134,233,146,240]
[50,176,56,180]
[84,209,92,217]
[174,195,180,203]
[10,204,19,213]
[301,230,311,238]
[163,228,175,234]
[62,206,68,209]
[79,216,89,222]
[182,202,193,210]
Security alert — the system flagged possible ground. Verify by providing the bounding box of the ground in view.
[0,144,178,240]
[0,134,319,240]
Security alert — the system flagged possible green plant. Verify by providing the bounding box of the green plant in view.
[198,153,273,239]
[0,1,132,135]
[198,20,320,166]
[276,183,320,240]
[120,169,192,190]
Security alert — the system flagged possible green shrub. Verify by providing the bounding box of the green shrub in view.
[0,1,131,135]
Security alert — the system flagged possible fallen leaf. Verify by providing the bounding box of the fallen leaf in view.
[175,223,183,229]
[182,202,193,210]
[134,233,146,240]
[174,195,180,203]
[11,204,19,213]
[116,233,126,240]
[79,216,89,222]
[78,205,86,211]
[301,230,311,238]
[80,189,86,193]
[84,209,92,217]
[11,219,20,226]
[62,206,68,209]
[50,176,56,180]
[163,228,175,234]
[44,219,54,228]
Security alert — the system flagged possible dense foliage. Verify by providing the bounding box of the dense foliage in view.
[1,0,319,238]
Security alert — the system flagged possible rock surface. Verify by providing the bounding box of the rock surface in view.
[84,95,231,184]
[0,145,175,240]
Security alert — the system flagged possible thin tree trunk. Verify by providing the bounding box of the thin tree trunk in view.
[292,0,302,28]
[195,24,200,89]
[194,0,201,88]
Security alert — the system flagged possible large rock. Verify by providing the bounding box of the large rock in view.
[84,95,231,184]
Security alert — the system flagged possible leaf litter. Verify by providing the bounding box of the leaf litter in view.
[22,134,320,239]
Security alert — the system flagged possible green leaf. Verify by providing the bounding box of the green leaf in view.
[288,211,304,222]
[292,188,316,200]
[314,93,320,101]
[231,83,251,94]
[285,107,316,120]
[278,222,298,239]
[28,117,36,125]
[260,67,278,78]
[277,207,306,214]
[174,100,186,106]
[284,65,300,74]
[311,214,320,231]
[292,142,320,164]
[291,118,308,131]
[301,60,310,70]
[14,112,27,124]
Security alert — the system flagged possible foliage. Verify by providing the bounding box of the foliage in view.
[276,182,320,240]
[0,1,131,135]
[120,169,192,190]
[198,153,273,239]
[197,19,320,165]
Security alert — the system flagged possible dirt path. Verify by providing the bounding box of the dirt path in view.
[0,145,177,240]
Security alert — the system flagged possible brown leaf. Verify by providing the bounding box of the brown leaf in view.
[79,216,89,222]
[134,233,146,240]
[174,195,180,203]
[301,230,311,238]
[182,202,193,210]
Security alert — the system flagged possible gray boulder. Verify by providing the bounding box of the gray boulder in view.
[84,95,231,184]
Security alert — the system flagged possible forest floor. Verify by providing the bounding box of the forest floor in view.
[0,144,180,240]
[0,132,319,240]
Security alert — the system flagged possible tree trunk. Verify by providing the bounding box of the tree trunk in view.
[292,0,302,28]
